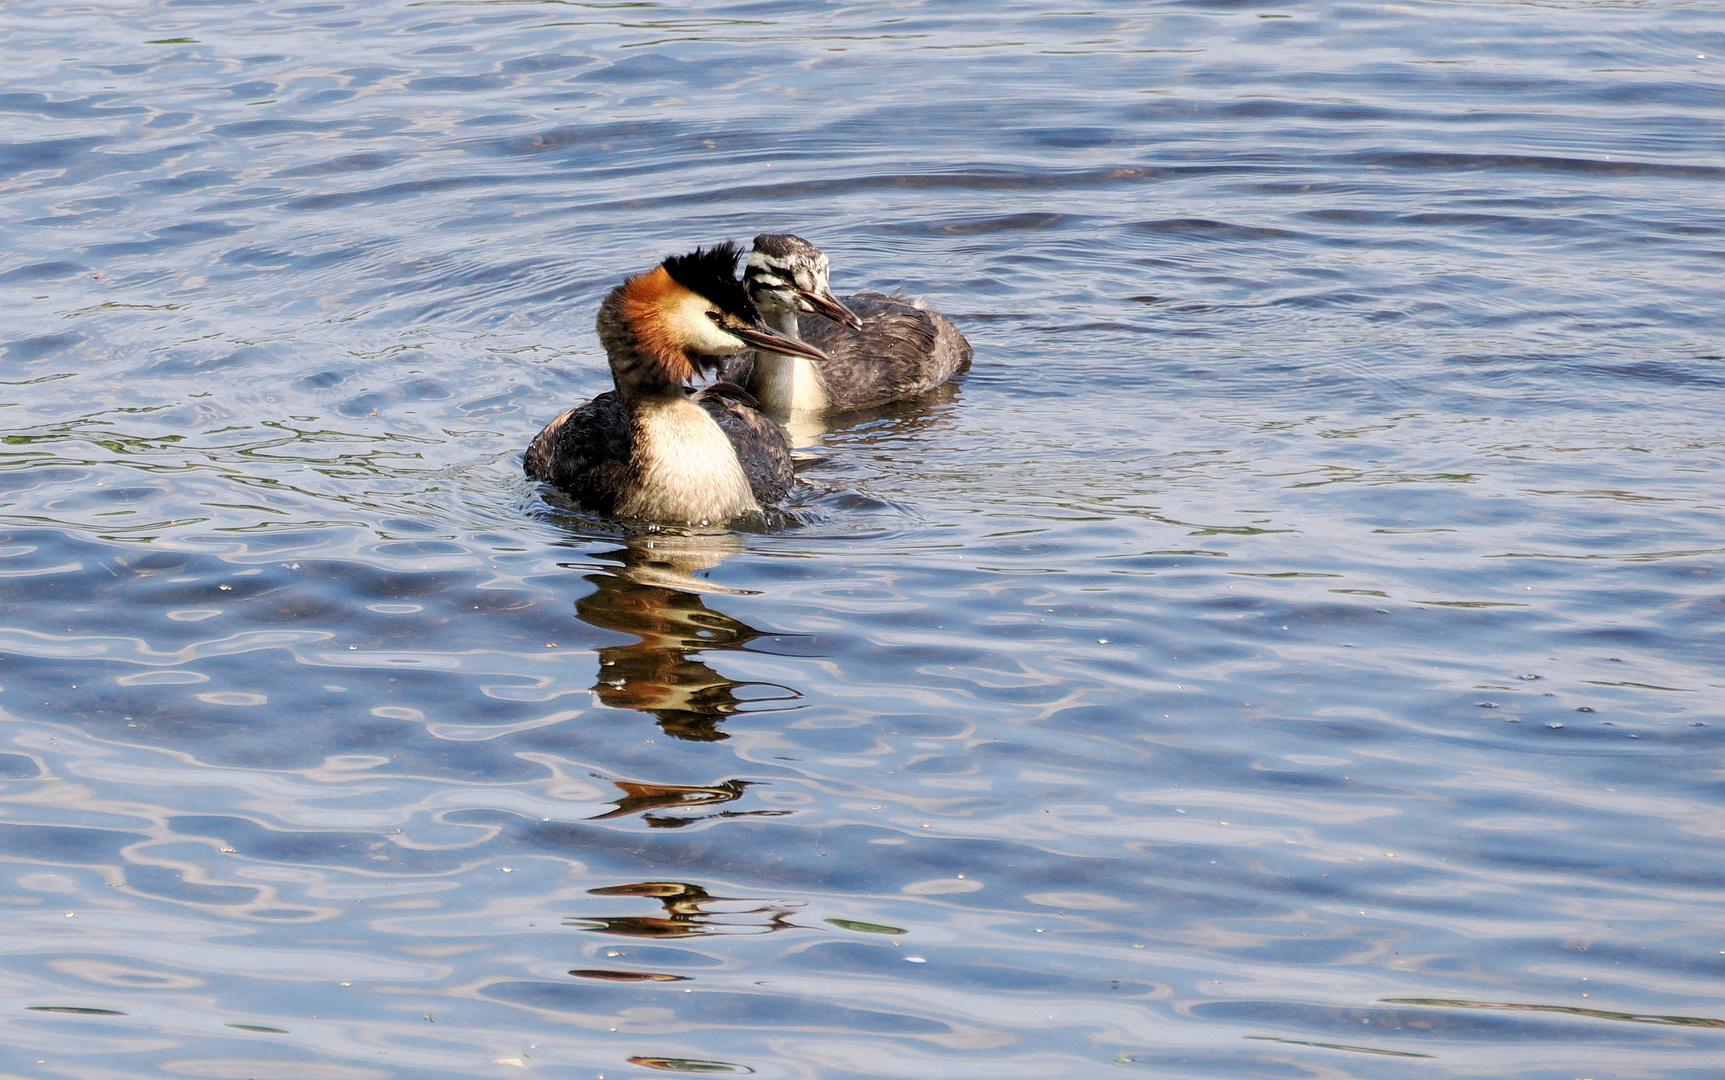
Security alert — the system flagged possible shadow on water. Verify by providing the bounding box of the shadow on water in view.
[573,532,802,742]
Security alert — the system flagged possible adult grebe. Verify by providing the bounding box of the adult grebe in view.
[524,243,830,523]
[723,233,972,416]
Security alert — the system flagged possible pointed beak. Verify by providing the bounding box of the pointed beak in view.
[800,284,862,331]
[731,320,831,362]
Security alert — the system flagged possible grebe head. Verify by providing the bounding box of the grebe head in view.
[745,234,863,331]
[612,242,830,389]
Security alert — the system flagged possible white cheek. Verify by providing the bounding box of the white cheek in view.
[670,294,747,354]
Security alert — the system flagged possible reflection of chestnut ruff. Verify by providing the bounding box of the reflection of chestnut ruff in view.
[589,778,753,820]
[588,777,790,829]
[580,579,756,741]
[565,881,803,938]
[574,540,800,742]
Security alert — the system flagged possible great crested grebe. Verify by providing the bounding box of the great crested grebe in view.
[721,233,972,416]
[524,242,830,523]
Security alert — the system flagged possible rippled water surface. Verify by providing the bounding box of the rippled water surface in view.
[4,1,1724,1076]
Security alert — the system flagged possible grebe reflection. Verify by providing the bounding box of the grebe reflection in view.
[567,881,802,938]
[575,532,801,742]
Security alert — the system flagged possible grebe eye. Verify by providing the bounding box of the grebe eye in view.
[705,310,723,324]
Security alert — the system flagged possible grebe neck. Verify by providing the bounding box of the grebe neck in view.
[593,281,758,523]
[750,304,829,415]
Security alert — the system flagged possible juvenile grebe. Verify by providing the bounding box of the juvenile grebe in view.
[722,233,972,416]
[524,243,830,523]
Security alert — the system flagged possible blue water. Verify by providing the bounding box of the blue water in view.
[3,1,1723,1077]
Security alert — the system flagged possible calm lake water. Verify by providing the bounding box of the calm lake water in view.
[3,1,1724,1077]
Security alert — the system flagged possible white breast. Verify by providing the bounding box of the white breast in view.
[618,397,758,523]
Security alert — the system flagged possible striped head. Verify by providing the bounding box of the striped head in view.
[745,234,863,330]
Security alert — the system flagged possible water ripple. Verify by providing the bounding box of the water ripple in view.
[1,0,1722,1076]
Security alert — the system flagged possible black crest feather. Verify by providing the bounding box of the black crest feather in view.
[662,242,757,320]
